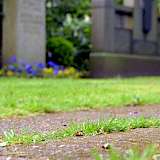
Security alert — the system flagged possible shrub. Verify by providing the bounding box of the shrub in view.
[47,37,76,66]
[46,0,91,71]
[62,14,91,70]
[115,0,124,5]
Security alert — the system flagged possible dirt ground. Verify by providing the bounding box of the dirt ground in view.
[0,105,160,160]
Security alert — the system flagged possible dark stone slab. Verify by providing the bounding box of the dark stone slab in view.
[158,22,160,34]
[114,28,132,53]
[158,34,160,55]
[133,40,157,55]
[90,53,160,77]
[115,5,133,16]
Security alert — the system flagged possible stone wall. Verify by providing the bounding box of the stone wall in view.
[92,0,159,56]
[158,19,160,55]
[91,0,160,77]
[3,0,17,63]
[114,6,133,53]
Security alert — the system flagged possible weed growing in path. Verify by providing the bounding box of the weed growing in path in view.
[2,117,160,145]
[92,145,157,160]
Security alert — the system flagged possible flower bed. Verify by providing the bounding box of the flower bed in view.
[0,61,83,78]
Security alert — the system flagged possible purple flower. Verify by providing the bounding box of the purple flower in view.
[54,69,59,75]
[129,111,139,116]
[133,111,139,115]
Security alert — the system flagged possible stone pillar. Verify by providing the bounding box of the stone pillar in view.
[147,0,158,42]
[3,0,46,65]
[92,0,115,52]
[133,0,158,55]
[133,0,143,40]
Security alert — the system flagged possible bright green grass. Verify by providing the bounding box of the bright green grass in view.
[0,77,160,117]
[2,117,160,145]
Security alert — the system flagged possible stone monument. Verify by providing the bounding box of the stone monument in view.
[2,0,46,66]
[91,0,160,77]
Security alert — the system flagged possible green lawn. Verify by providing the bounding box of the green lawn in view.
[0,77,160,117]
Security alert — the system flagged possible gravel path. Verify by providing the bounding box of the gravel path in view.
[0,105,160,159]
[0,105,159,135]
[0,128,160,160]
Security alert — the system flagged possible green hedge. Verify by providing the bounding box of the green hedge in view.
[47,37,76,66]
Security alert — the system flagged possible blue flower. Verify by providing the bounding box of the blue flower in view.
[8,65,16,72]
[17,68,23,74]
[36,63,45,69]
[25,64,32,70]
[31,70,38,76]
[54,69,59,75]
[25,64,32,74]
[48,61,59,69]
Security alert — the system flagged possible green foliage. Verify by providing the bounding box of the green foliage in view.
[46,0,91,35]
[65,117,160,136]
[62,14,91,70]
[92,145,157,160]
[2,117,160,145]
[47,37,76,66]
[46,0,91,70]
[115,0,124,5]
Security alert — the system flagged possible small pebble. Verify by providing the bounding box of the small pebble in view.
[0,142,8,147]
[75,131,84,137]
[102,143,111,150]
[153,154,160,160]
[59,145,65,148]
[32,145,39,149]
[0,147,3,152]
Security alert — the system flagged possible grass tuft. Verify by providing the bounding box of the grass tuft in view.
[3,117,160,145]
[92,144,157,160]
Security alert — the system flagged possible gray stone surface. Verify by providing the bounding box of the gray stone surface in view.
[133,40,157,55]
[3,0,46,65]
[90,53,160,77]
[158,33,160,55]
[114,28,131,53]
[124,0,134,7]
[147,0,158,42]
[3,0,17,63]
[92,0,115,52]
[115,13,133,30]
[133,0,143,40]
